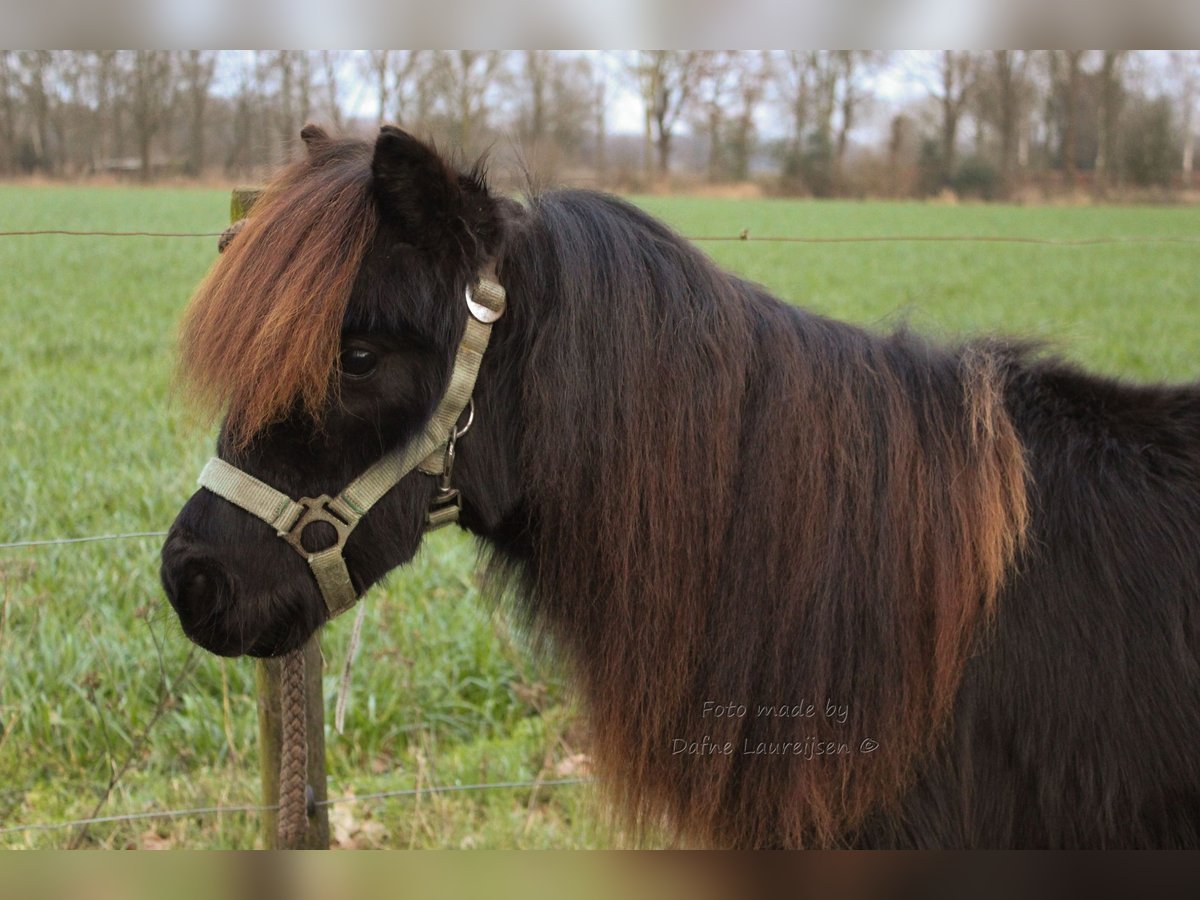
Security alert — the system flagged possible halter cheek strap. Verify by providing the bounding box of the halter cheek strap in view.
[195,271,507,619]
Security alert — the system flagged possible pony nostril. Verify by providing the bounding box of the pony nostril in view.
[186,570,212,603]
[172,560,234,616]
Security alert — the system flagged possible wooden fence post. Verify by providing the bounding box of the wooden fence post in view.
[230,187,331,850]
[255,639,330,848]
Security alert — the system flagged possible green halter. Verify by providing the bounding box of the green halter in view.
[196,272,506,618]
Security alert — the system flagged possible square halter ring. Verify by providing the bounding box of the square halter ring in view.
[278,494,359,559]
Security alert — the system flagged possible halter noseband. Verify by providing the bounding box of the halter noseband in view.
[194,269,507,619]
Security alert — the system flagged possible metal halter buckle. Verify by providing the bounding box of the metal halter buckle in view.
[465,280,505,324]
[425,489,462,531]
[425,428,463,531]
[279,495,356,558]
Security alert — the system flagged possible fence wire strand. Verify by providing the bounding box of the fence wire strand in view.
[0,229,223,238]
[0,778,594,838]
[6,224,1188,552]
[1,228,1197,246]
[689,233,1200,246]
[0,531,168,550]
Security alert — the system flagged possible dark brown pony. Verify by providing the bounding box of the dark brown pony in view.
[161,126,1200,848]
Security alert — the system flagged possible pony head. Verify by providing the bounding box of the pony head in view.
[161,126,517,657]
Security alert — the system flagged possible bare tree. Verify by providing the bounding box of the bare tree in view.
[318,51,346,130]
[357,50,426,130]
[1095,50,1128,195]
[0,48,1185,199]
[89,51,122,166]
[549,55,595,160]
[17,51,56,173]
[832,51,883,170]
[430,51,504,153]
[990,51,1033,196]
[1170,50,1199,184]
[129,51,173,179]
[52,51,87,174]
[776,50,814,158]
[391,51,429,130]
[508,51,594,177]
[887,113,915,196]
[296,52,313,129]
[518,50,552,146]
[810,52,840,153]
[0,51,16,173]
[178,51,216,176]
[773,50,817,187]
[224,52,261,176]
[271,51,313,160]
[727,51,768,181]
[591,52,610,182]
[691,51,735,181]
[915,51,978,185]
[362,51,391,127]
[773,51,877,192]
[1062,50,1085,186]
[632,50,702,178]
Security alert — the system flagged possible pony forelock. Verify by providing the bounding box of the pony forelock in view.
[178,140,378,447]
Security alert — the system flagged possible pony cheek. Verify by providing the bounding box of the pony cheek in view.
[342,475,440,592]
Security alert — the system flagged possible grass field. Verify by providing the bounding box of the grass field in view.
[1,184,1197,848]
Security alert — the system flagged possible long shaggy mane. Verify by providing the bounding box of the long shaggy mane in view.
[496,192,1030,847]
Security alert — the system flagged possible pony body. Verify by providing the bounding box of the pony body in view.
[166,129,1200,848]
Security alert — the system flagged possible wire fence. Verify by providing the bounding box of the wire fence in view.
[3,226,1199,246]
[0,531,168,550]
[7,220,1192,553]
[0,778,594,839]
[3,217,1196,846]
[0,515,590,844]
[0,229,224,238]
[0,216,595,841]
[691,233,1200,246]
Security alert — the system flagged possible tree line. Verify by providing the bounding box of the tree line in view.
[0,50,1196,199]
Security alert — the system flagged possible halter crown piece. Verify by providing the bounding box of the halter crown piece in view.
[195,269,507,619]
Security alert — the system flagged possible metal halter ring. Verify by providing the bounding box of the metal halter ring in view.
[466,281,505,324]
[455,398,476,440]
[278,494,357,558]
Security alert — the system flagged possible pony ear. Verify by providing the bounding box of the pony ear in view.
[371,126,496,249]
[300,123,331,152]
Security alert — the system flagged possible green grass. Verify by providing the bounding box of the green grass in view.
[635,196,1200,380]
[1,186,1197,848]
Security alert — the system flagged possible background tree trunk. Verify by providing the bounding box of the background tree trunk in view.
[1062,50,1083,187]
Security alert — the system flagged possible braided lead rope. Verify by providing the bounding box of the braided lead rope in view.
[277,647,309,847]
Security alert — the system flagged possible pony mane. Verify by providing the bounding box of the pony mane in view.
[497,191,1030,847]
[178,139,378,446]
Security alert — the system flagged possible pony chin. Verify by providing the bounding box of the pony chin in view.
[160,489,338,659]
[161,525,329,659]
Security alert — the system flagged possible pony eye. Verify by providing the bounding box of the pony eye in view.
[339,347,377,379]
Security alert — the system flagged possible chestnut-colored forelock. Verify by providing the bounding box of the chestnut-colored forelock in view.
[178,140,378,447]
